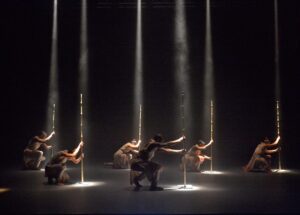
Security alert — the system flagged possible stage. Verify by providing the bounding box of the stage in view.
[0,165,299,214]
[2,0,300,213]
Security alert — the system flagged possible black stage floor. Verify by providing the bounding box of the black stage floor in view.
[0,164,299,214]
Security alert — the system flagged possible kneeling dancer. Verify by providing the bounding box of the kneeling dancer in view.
[130,134,185,191]
[45,141,84,185]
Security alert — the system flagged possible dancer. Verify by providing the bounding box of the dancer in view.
[130,134,185,191]
[45,141,84,185]
[113,139,141,169]
[244,136,280,173]
[181,139,213,172]
[23,131,55,170]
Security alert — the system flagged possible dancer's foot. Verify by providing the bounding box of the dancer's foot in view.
[48,178,54,185]
[243,166,250,172]
[133,178,142,188]
[149,186,164,191]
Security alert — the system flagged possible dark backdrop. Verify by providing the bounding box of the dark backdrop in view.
[2,0,300,170]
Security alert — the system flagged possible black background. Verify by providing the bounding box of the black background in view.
[1,0,300,170]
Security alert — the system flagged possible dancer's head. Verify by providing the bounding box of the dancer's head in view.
[38,131,47,138]
[197,140,206,146]
[153,134,163,143]
[263,137,270,143]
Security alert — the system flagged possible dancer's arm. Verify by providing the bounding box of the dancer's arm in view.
[69,153,84,164]
[164,136,185,146]
[160,147,185,154]
[35,131,55,142]
[127,140,141,149]
[202,155,212,160]
[265,148,279,154]
[197,140,213,149]
[130,149,139,155]
[42,143,53,150]
[266,136,280,147]
[63,141,84,157]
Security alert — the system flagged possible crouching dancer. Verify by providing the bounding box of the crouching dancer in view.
[45,141,84,185]
[23,131,55,170]
[181,139,213,172]
[130,134,185,191]
[113,139,141,169]
[244,136,280,173]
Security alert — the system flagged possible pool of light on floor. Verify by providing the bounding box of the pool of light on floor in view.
[201,170,224,175]
[72,181,104,187]
[272,169,294,174]
[165,184,200,191]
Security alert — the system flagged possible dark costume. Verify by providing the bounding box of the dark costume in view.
[23,138,46,170]
[45,151,69,184]
[130,143,164,189]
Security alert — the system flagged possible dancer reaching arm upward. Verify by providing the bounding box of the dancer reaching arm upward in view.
[244,136,280,173]
[23,131,55,170]
[181,139,213,172]
[45,141,84,185]
[113,139,141,169]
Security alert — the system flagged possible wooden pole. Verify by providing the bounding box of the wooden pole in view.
[51,103,55,157]
[181,92,186,188]
[210,100,213,171]
[80,94,84,183]
[138,104,142,147]
[276,100,281,170]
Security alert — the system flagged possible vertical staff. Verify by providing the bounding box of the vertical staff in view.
[276,100,281,170]
[210,100,213,171]
[51,103,55,157]
[181,91,186,188]
[138,104,142,150]
[80,93,84,183]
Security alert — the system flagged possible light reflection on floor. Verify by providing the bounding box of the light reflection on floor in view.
[164,184,225,192]
[271,169,294,174]
[201,170,225,175]
[165,184,200,191]
[72,181,104,187]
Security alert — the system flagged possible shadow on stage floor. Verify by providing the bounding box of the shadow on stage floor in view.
[0,164,299,214]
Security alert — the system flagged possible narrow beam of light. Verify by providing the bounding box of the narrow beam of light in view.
[274,0,283,171]
[79,0,88,96]
[274,0,280,100]
[175,0,191,189]
[78,0,88,181]
[79,0,88,140]
[202,0,214,139]
[133,0,143,140]
[47,0,59,136]
[175,0,191,138]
